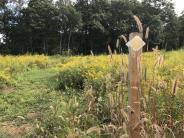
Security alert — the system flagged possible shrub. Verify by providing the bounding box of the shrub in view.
[56,56,109,90]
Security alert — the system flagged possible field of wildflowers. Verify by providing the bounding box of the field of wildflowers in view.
[0,51,184,137]
[0,55,48,88]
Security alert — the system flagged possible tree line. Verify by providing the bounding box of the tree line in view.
[0,0,184,55]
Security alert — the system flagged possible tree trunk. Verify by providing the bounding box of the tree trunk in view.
[59,33,62,55]
[146,39,149,52]
[67,30,72,55]
[43,37,47,55]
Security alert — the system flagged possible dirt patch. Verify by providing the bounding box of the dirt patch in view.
[1,122,32,138]
[0,87,15,94]
[27,112,37,119]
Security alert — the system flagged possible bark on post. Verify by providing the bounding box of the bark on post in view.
[126,34,145,138]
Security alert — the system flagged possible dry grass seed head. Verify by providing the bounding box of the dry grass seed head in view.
[90,50,94,56]
[153,124,164,138]
[116,39,120,48]
[133,15,143,33]
[154,55,164,67]
[119,35,128,43]
[172,76,180,96]
[86,126,101,135]
[145,27,150,40]
[108,93,115,108]
[108,45,112,54]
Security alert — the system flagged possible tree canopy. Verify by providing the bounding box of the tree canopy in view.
[0,0,183,55]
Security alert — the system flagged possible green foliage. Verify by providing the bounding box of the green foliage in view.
[0,52,184,137]
[56,56,109,90]
[1,0,183,54]
[58,66,85,89]
[178,12,184,47]
[0,71,11,88]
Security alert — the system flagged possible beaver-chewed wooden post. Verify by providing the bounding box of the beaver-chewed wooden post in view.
[126,34,145,138]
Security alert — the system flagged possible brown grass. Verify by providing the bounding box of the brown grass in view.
[172,76,180,96]
[1,122,32,138]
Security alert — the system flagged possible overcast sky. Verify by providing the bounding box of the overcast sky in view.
[172,0,184,15]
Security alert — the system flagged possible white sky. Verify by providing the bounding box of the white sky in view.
[0,34,3,43]
[172,0,184,15]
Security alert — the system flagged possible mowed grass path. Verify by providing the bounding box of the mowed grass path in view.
[0,69,62,137]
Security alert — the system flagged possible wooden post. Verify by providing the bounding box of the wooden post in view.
[126,35,145,138]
